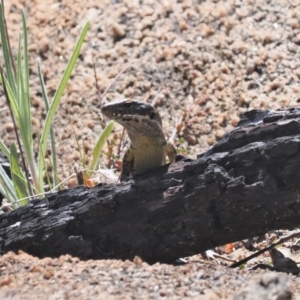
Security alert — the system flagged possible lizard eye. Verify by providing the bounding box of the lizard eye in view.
[149,111,156,120]
[123,102,133,109]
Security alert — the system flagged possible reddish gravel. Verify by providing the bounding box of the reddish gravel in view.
[1,0,300,298]
[0,251,299,299]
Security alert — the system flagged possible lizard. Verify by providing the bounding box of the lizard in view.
[101,99,177,181]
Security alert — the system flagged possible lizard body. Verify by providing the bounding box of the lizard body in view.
[101,99,176,181]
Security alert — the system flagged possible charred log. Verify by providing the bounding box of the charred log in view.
[1,108,300,264]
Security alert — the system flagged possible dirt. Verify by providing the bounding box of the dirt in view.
[0,251,299,300]
[1,0,300,298]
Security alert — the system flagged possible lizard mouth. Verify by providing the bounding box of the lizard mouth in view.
[102,106,133,123]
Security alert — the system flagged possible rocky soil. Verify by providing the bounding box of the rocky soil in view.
[0,251,300,299]
[1,0,300,298]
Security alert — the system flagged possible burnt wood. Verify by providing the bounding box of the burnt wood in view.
[1,108,300,264]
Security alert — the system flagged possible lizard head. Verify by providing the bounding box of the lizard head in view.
[101,99,163,131]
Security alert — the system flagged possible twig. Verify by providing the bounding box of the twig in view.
[91,50,102,106]
[116,128,126,157]
[0,107,9,112]
[230,230,300,268]
[101,65,129,100]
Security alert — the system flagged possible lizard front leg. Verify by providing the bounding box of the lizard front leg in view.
[121,148,134,181]
[165,142,177,163]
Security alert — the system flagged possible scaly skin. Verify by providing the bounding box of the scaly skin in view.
[101,99,176,181]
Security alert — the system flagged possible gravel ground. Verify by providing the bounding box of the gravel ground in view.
[0,251,299,299]
[1,0,300,298]
[2,0,300,184]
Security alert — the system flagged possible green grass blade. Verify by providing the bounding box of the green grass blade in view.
[38,21,90,191]
[16,35,22,104]
[3,67,37,194]
[15,14,37,192]
[88,120,114,176]
[0,163,18,207]
[0,140,10,158]
[0,3,16,95]
[10,142,29,205]
[0,15,37,195]
[2,75,20,123]
[19,11,32,146]
[21,10,29,106]
[37,60,60,189]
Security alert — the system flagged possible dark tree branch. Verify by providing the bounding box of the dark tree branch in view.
[1,108,300,264]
